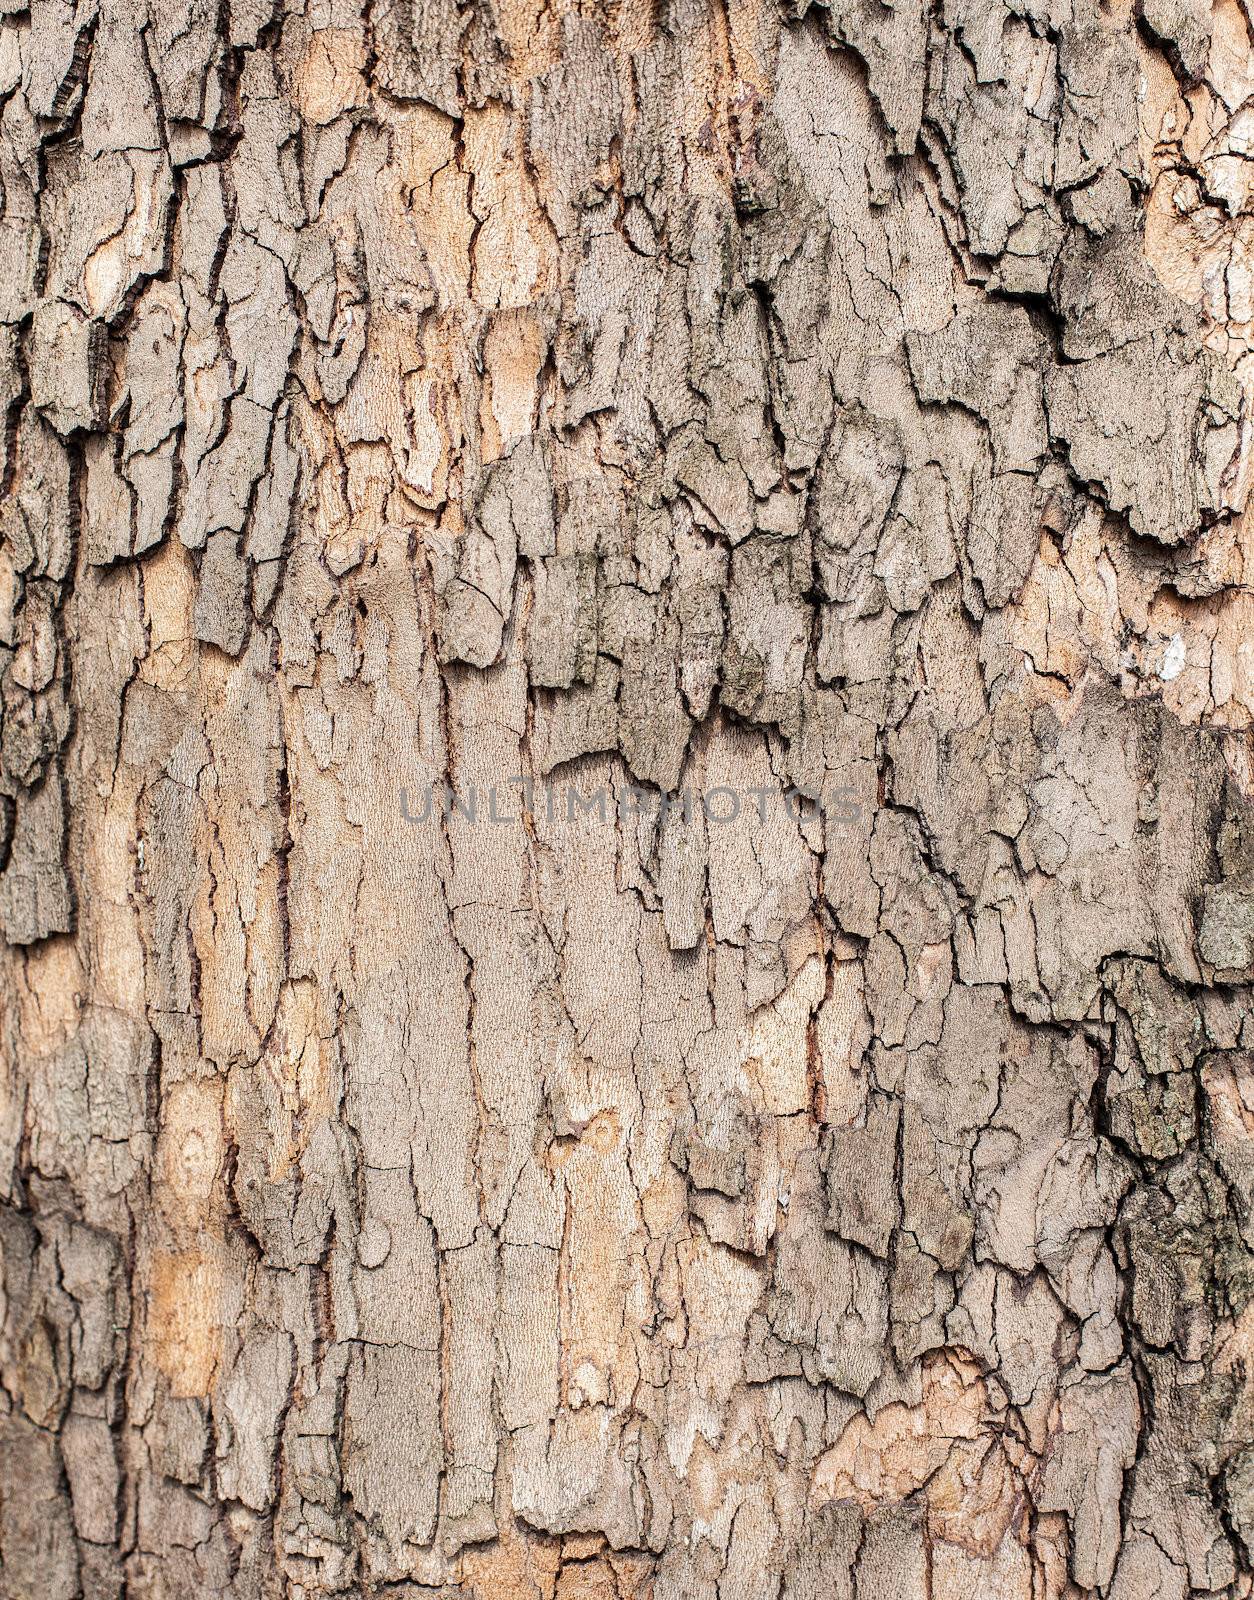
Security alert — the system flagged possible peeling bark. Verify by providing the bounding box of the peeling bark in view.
[2,0,1254,1596]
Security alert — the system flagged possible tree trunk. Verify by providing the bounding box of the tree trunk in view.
[2,0,1254,1595]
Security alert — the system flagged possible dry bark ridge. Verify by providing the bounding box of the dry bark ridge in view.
[1,0,1254,1595]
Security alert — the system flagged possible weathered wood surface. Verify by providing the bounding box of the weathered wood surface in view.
[2,0,1254,1595]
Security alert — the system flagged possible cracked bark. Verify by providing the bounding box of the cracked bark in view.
[2,0,1254,1596]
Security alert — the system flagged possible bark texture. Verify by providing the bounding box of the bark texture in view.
[3,0,1254,1595]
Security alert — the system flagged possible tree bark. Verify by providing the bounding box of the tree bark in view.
[2,0,1254,1595]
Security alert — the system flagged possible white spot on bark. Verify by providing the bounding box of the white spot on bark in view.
[1161,633,1186,680]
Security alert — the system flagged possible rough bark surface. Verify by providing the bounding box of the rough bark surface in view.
[2,0,1254,1595]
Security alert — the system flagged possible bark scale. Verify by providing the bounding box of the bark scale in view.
[2,0,1254,1596]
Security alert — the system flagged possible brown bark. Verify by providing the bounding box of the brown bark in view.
[1,0,1254,1596]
